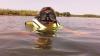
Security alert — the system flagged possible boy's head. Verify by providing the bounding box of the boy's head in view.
[40,7,55,14]
[37,7,57,24]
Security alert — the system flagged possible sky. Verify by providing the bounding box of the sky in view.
[0,0,100,15]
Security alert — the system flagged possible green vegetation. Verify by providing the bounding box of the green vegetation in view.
[55,11,71,17]
[71,14,100,18]
[0,9,100,18]
[82,14,100,17]
[0,9,72,17]
[0,9,38,16]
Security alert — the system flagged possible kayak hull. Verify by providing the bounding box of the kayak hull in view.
[25,19,60,35]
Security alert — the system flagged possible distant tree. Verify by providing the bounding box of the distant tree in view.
[62,12,67,16]
[83,14,97,17]
[59,13,63,17]
[66,12,71,17]
[55,11,60,17]
[60,12,71,17]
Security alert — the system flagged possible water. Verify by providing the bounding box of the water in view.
[0,16,100,56]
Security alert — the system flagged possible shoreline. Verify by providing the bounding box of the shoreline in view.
[0,15,100,18]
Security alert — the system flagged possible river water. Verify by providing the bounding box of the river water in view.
[0,16,100,56]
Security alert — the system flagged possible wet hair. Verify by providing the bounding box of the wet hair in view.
[39,7,56,21]
[40,7,55,14]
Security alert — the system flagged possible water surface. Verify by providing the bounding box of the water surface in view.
[0,16,100,56]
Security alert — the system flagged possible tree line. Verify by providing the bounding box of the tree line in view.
[0,9,100,18]
[0,9,71,17]
[0,9,38,16]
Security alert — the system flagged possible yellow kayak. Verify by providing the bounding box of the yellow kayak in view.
[25,19,61,34]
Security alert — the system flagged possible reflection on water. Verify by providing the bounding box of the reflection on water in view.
[34,31,56,49]
[35,37,52,49]
[25,20,58,49]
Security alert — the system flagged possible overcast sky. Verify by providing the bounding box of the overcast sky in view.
[0,0,100,15]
